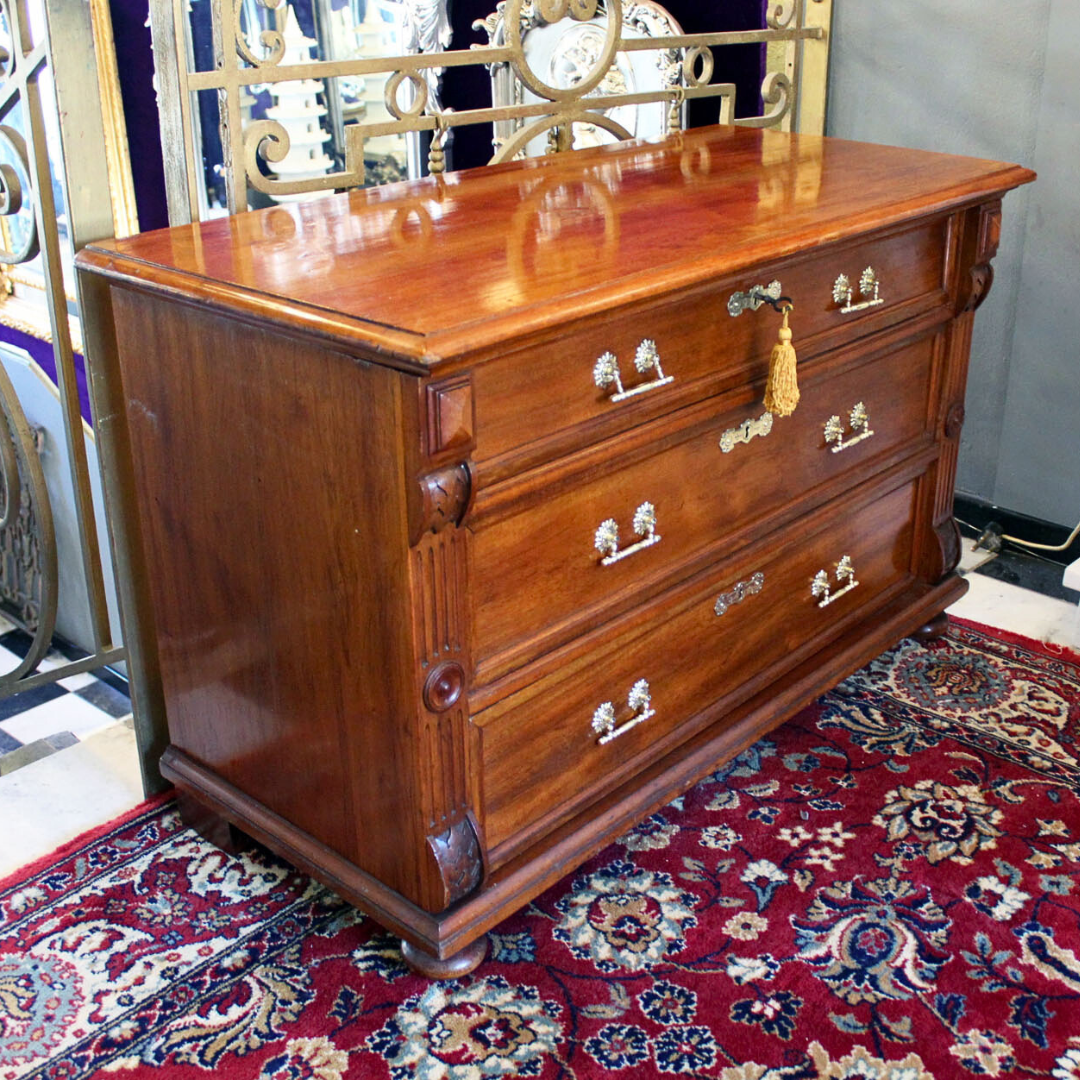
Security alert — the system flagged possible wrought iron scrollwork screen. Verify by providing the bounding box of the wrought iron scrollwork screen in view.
[0,0,127,696]
[150,0,831,222]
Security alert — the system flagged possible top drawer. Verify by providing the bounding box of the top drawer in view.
[469,216,952,476]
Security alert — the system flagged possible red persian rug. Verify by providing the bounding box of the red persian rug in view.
[3,620,1080,1079]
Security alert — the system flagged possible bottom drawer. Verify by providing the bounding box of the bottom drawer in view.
[473,477,919,858]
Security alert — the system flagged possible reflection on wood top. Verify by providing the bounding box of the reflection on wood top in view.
[77,126,1033,366]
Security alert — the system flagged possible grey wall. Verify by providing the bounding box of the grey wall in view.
[825,2,1079,528]
[992,2,1080,524]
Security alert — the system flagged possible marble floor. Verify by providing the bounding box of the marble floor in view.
[950,537,1080,648]
[1,539,1077,881]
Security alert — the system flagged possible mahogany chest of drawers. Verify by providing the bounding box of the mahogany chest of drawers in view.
[77,126,1033,976]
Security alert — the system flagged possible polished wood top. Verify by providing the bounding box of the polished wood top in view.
[78,126,1033,367]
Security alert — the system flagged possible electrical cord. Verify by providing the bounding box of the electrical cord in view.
[1002,518,1080,554]
[955,513,1080,558]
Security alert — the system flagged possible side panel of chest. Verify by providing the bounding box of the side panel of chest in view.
[109,289,466,909]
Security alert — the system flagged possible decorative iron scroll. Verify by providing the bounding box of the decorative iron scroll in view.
[0,0,59,678]
[0,0,124,694]
[0,359,57,682]
[161,0,829,217]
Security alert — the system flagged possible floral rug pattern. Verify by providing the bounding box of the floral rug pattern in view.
[2,621,1080,1078]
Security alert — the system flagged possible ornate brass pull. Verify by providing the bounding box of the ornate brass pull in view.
[727,279,783,317]
[823,402,874,453]
[592,679,655,745]
[594,502,661,565]
[811,555,859,608]
[714,571,765,616]
[833,267,883,314]
[720,411,773,453]
[594,339,673,402]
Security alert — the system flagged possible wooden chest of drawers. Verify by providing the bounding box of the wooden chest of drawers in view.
[77,126,1033,976]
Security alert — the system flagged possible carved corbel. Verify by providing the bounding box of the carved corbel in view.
[414,462,472,543]
[425,815,484,910]
[960,200,1002,312]
[409,459,479,909]
[944,401,966,441]
[929,517,963,580]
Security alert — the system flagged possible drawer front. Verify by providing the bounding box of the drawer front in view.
[470,217,950,471]
[474,478,918,858]
[471,330,938,677]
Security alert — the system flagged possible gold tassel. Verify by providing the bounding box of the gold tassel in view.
[763,305,799,418]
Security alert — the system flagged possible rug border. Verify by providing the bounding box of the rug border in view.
[950,614,1080,664]
[0,790,174,893]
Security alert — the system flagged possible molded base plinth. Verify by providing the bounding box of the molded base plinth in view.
[176,791,251,855]
[401,935,488,979]
[911,611,950,643]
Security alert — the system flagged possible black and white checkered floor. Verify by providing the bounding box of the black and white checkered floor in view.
[0,621,131,775]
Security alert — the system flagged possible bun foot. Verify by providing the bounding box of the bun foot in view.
[911,611,950,643]
[401,935,488,979]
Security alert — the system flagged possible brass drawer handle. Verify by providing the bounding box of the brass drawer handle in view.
[833,267,883,314]
[714,571,765,616]
[824,402,874,453]
[811,555,859,608]
[720,411,773,453]
[592,679,655,745]
[594,502,660,565]
[594,339,673,402]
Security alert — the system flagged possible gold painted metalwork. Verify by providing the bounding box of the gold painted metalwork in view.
[713,570,764,616]
[794,0,831,134]
[0,359,56,681]
[428,114,451,175]
[592,677,654,745]
[720,410,773,453]
[727,279,783,317]
[593,338,673,402]
[595,500,660,565]
[0,0,126,698]
[833,266,883,313]
[811,554,858,608]
[479,1,688,156]
[823,401,874,453]
[149,0,829,219]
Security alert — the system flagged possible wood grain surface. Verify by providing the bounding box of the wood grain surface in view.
[470,325,940,681]
[109,289,461,912]
[469,215,950,472]
[77,127,1033,366]
[76,129,1033,970]
[476,474,919,860]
